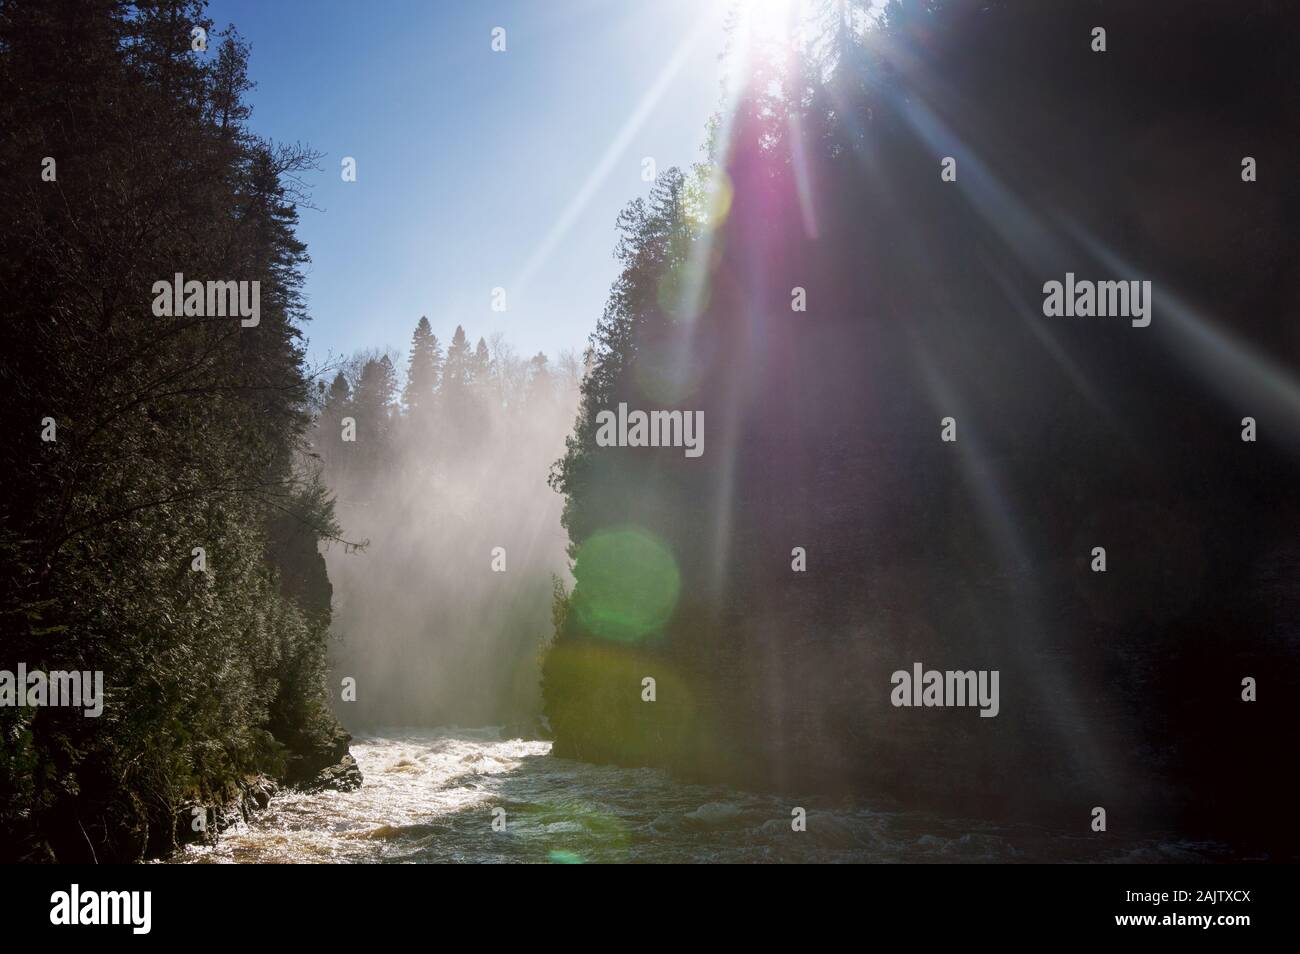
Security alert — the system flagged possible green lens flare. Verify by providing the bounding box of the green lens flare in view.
[572,528,680,643]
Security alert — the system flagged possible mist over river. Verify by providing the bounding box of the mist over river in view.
[173,730,1232,864]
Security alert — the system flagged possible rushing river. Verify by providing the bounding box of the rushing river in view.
[175,729,1225,864]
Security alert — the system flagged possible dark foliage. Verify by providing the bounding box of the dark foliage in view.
[546,0,1300,850]
[0,0,346,861]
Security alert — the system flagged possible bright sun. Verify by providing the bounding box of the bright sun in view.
[738,0,797,40]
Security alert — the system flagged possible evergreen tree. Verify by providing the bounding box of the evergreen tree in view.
[472,337,491,387]
[440,325,471,424]
[379,354,399,408]
[325,370,351,414]
[402,316,442,414]
[351,357,396,461]
[442,325,470,388]
[544,0,1300,847]
[0,0,355,861]
[525,352,552,406]
[315,371,352,472]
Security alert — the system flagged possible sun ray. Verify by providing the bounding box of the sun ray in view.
[512,13,718,297]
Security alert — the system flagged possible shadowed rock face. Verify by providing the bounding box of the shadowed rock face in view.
[282,724,362,789]
[544,0,1300,851]
[303,754,364,794]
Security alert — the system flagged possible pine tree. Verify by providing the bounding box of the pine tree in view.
[402,316,442,414]
[472,337,491,388]
[326,370,351,410]
[0,0,351,861]
[440,325,471,423]
[378,354,399,408]
[351,358,396,471]
[316,371,351,471]
[443,325,470,388]
[526,352,552,405]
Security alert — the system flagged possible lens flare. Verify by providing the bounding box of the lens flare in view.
[571,528,681,643]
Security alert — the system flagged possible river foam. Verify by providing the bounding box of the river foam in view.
[174,728,1224,864]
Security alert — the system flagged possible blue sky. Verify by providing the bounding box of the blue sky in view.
[205,0,732,368]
